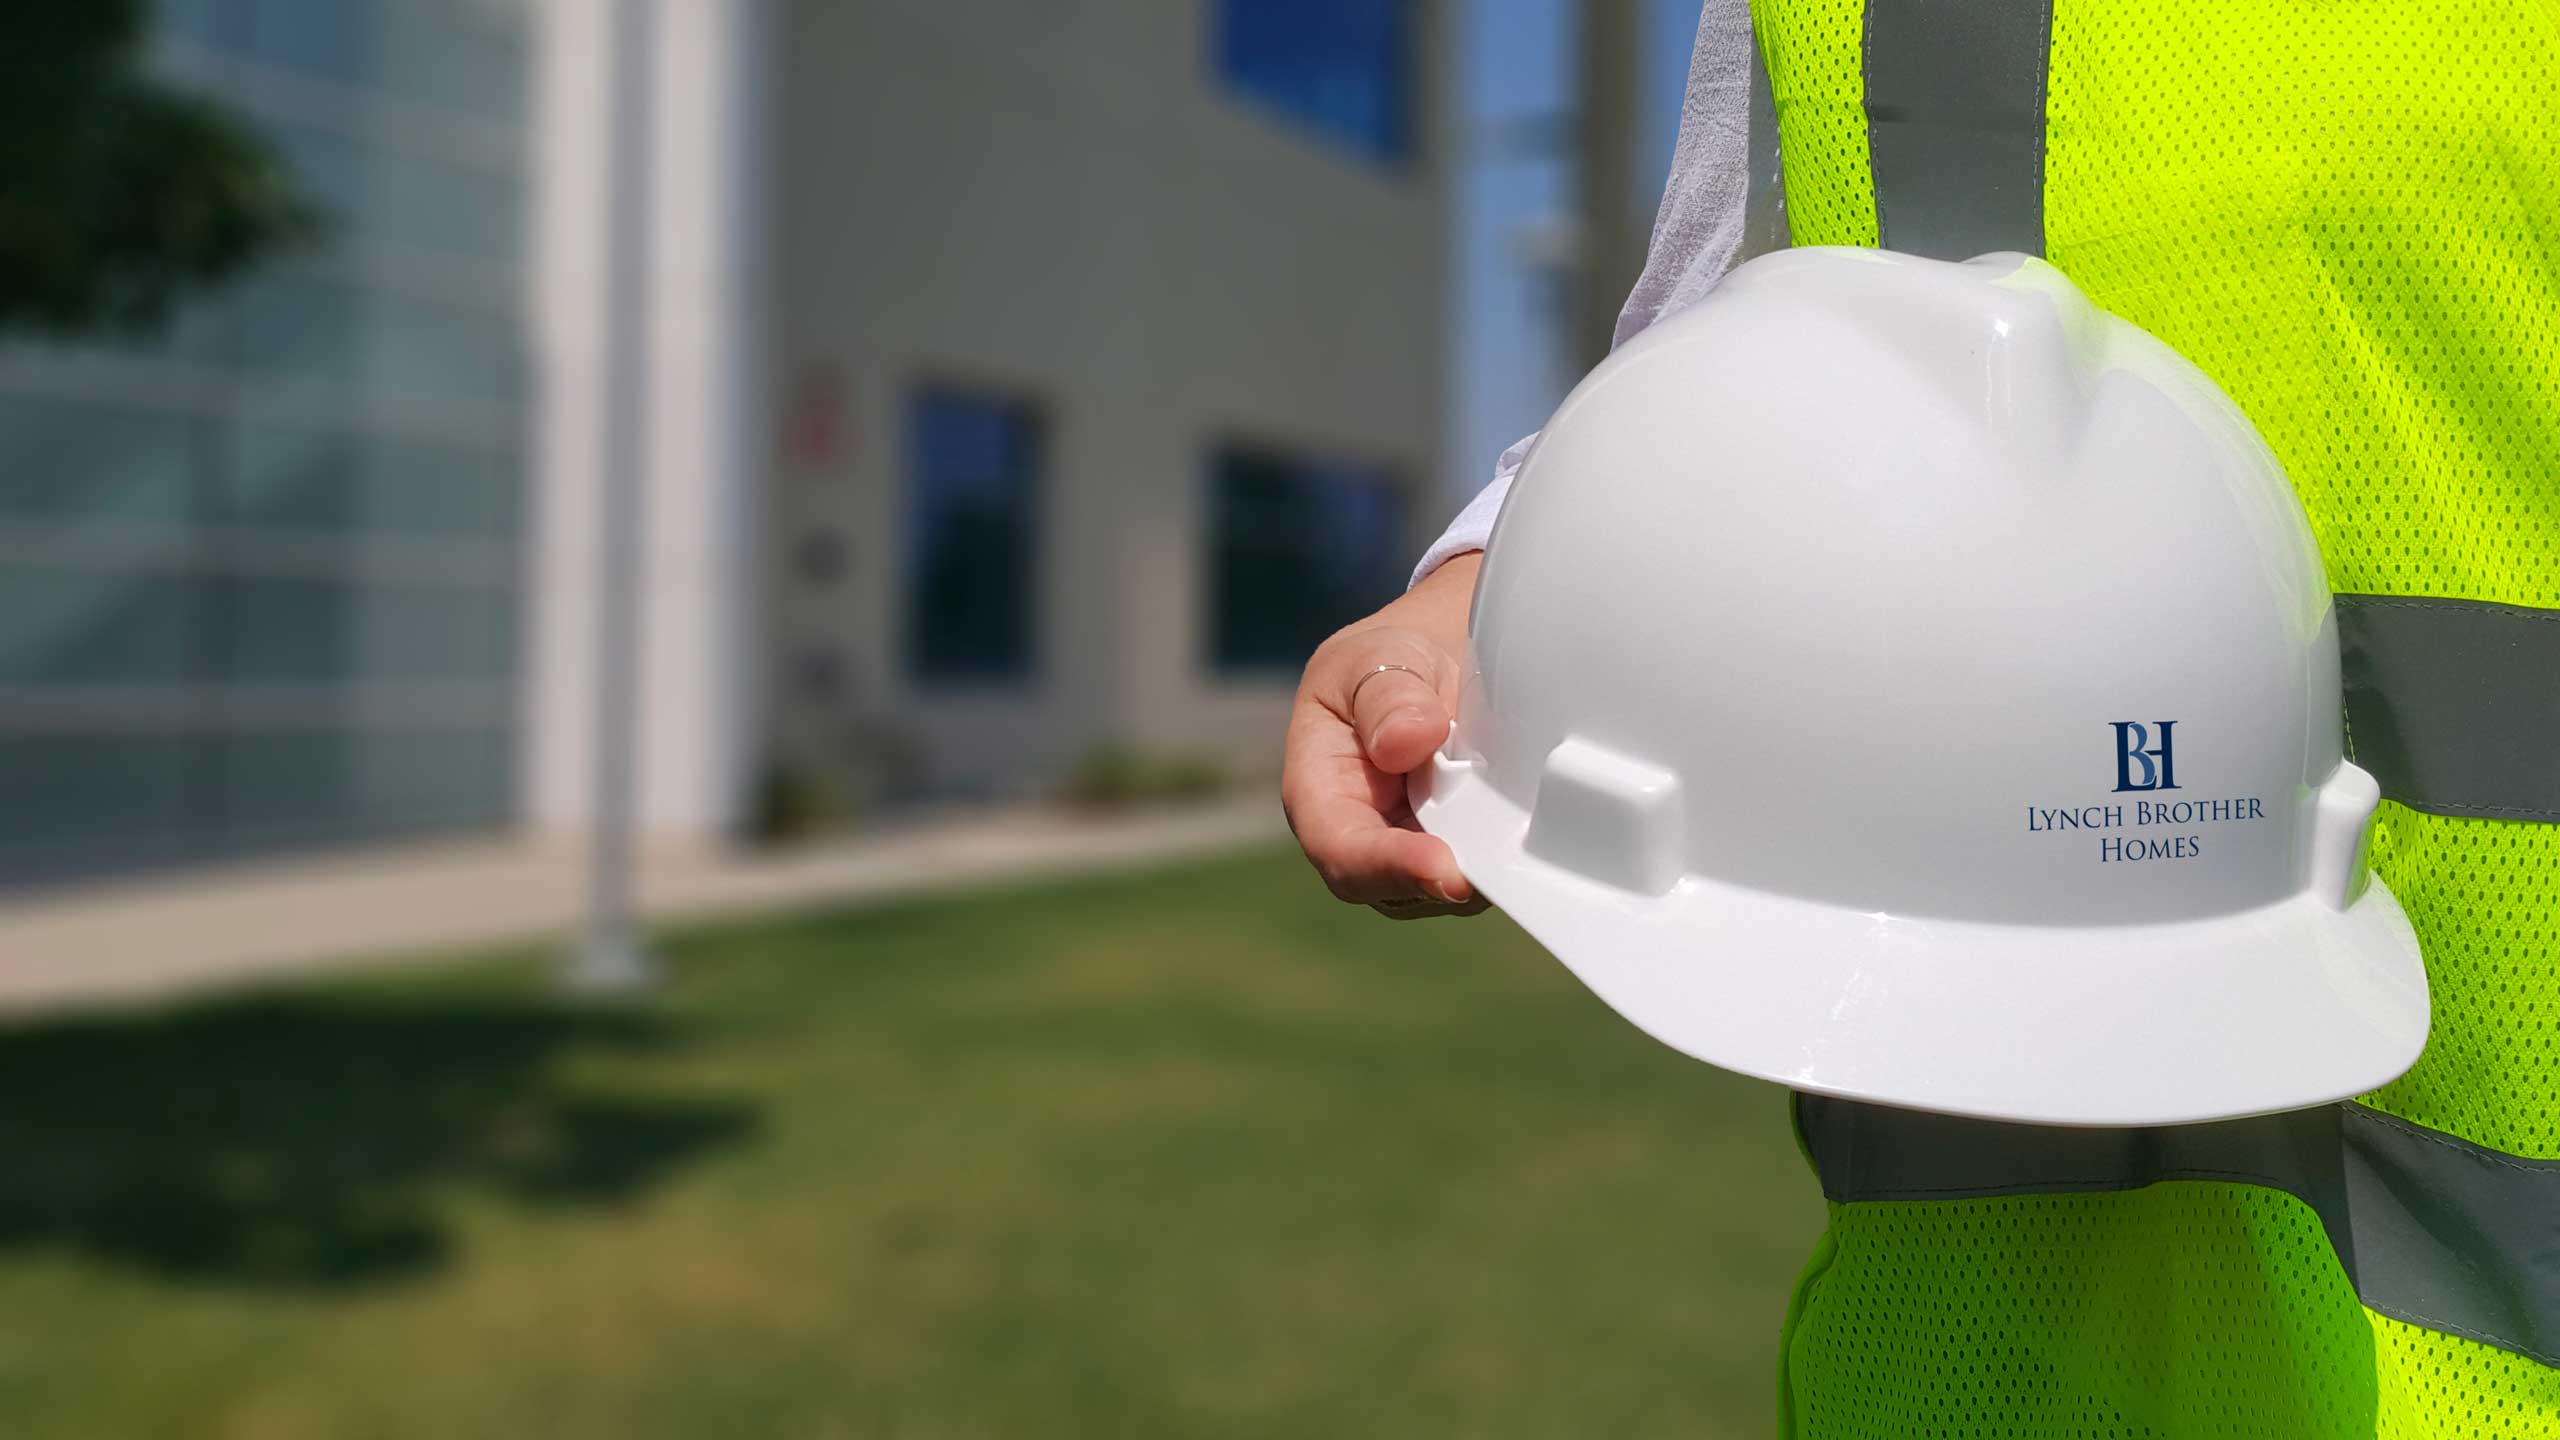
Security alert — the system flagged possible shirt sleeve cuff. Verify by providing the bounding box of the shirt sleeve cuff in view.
[1410,432,1534,588]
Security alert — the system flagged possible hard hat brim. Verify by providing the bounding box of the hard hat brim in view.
[1414,753,2430,1128]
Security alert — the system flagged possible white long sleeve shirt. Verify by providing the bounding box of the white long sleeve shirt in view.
[1414,0,1764,585]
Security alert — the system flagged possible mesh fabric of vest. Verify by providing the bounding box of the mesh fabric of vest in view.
[1751,0,2560,1432]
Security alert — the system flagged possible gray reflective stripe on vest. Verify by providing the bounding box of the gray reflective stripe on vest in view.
[1860,0,2053,259]
[2338,594,2560,823]
[1797,1095,2560,1367]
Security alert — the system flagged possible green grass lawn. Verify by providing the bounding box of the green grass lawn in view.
[0,844,1825,1438]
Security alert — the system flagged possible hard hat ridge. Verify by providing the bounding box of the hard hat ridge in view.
[1727,248,2103,472]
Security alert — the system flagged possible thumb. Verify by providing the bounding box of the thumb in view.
[1335,637,1459,777]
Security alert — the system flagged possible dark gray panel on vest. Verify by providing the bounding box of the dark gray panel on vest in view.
[2345,1105,2560,1365]
[1798,1095,2560,1367]
[2337,594,2560,824]
[1860,0,2052,259]
[1795,1095,2353,1224]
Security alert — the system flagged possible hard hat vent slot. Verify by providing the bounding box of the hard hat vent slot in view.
[1522,737,1685,896]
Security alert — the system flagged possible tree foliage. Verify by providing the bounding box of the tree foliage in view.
[0,1,321,336]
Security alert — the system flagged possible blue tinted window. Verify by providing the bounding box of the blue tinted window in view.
[1210,444,1406,673]
[906,388,1041,684]
[1216,0,1413,164]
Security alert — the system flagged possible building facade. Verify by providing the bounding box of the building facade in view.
[763,0,1447,811]
[0,0,1445,882]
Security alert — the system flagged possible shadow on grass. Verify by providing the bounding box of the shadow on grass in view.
[0,992,757,1290]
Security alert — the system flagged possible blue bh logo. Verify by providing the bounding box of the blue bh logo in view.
[2113,721,2179,792]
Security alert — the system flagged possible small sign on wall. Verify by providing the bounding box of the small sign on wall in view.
[786,360,849,469]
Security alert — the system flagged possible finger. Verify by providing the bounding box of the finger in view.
[1285,629,1474,909]
[1351,667,1451,776]
[1324,639,1457,776]
[1287,792,1476,907]
[1285,750,1474,908]
[1287,649,1439,821]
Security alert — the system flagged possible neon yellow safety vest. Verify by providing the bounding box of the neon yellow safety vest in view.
[1745,0,2560,1433]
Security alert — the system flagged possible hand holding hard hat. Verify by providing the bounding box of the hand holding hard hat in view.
[1279,573,1488,920]
[1407,248,2428,1127]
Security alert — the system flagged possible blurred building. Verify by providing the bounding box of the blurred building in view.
[0,0,534,880]
[0,0,1447,882]
[759,0,1448,814]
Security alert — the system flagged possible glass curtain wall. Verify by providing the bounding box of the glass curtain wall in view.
[0,0,530,880]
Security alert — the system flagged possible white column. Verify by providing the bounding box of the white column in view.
[524,0,614,835]
[639,0,769,837]
[525,0,769,841]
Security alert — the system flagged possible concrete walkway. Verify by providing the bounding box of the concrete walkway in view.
[0,797,1285,1014]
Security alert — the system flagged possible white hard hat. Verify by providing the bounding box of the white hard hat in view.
[1413,248,2428,1127]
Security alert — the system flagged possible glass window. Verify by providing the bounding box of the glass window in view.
[0,736,199,863]
[217,727,356,836]
[7,285,238,371]
[905,387,1042,685]
[235,274,517,402]
[225,423,519,538]
[223,420,357,531]
[366,434,519,536]
[267,123,369,240]
[153,0,252,52]
[270,123,521,263]
[219,725,510,841]
[222,575,512,684]
[375,0,529,122]
[0,567,199,685]
[1215,0,1414,164]
[236,271,361,385]
[375,147,521,262]
[0,395,201,526]
[1209,443,1407,674]
[372,290,518,404]
[347,724,512,832]
[217,574,350,683]
[154,0,528,123]
[244,0,376,85]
